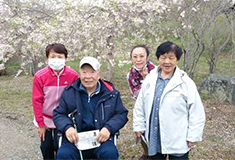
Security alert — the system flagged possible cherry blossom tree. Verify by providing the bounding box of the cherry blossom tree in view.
[60,0,164,80]
[0,0,62,75]
[1,0,234,81]
[1,0,165,80]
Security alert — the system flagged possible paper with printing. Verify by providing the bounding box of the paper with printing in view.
[76,130,100,150]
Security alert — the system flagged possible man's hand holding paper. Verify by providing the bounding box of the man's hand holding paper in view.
[97,127,110,143]
[65,127,78,144]
[76,130,101,150]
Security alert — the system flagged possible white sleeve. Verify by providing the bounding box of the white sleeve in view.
[133,84,146,132]
[187,81,206,142]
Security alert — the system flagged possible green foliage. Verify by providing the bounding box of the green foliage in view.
[215,53,235,75]
[66,60,79,72]
[112,1,118,10]
[199,92,211,101]
[223,41,234,52]
[4,58,21,75]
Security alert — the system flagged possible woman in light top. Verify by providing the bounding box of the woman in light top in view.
[133,41,205,160]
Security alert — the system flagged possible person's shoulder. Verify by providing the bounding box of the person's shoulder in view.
[64,66,78,76]
[178,68,196,85]
[142,67,158,84]
[126,71,130,80]
[101,79,116,92]
[148,61,155,65]
[64,85,73,92]
[127,66,134,73]
[148,61,156,68]
[148,67,158,76]
[178,68,190,79]
[127,66,138,80]
[126,67,133,80]
[65,79,79,91]
[34,66,50,78]
[60,84,76,99]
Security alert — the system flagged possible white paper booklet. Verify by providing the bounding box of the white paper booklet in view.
[76,130,100,150]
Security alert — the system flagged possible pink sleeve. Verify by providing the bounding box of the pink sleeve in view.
[32,76,45,127]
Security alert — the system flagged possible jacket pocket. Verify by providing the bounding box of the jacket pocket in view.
[102,104,114,120]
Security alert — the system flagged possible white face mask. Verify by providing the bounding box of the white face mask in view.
[48,58,65,71]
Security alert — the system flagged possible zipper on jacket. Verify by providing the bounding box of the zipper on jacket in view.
[96,92,116,119]
[88,90,99,103]
[101,103,104,120]
[56,75,60,101]
[88,95,91,103]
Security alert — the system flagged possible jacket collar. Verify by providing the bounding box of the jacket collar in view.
[160,66,184,96]
[78,81,101,96]
[148,66,184,95]
[70,79,114,94]
[48,66,67,76]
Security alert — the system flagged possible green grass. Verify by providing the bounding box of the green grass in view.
[0,76,33,118]
[207,136,220,142]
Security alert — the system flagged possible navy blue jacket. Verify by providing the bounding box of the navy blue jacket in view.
[53,78,128,136]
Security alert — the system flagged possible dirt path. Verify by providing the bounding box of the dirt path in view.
[0,112,42,159]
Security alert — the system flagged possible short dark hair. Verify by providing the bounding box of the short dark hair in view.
[45,43,68,58]
[155,41,182,60]
[130,45,150,58]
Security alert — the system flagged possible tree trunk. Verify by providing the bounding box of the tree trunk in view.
[106,35,115,81]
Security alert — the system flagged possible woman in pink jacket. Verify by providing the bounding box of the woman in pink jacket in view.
[32,43,78,159]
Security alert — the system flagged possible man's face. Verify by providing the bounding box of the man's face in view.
[79,64,100,93]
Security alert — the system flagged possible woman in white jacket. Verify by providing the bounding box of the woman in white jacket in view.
[133,41,205,160]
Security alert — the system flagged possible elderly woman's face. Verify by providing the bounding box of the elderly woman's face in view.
[158,52,178,76]
[131,47,148,71]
